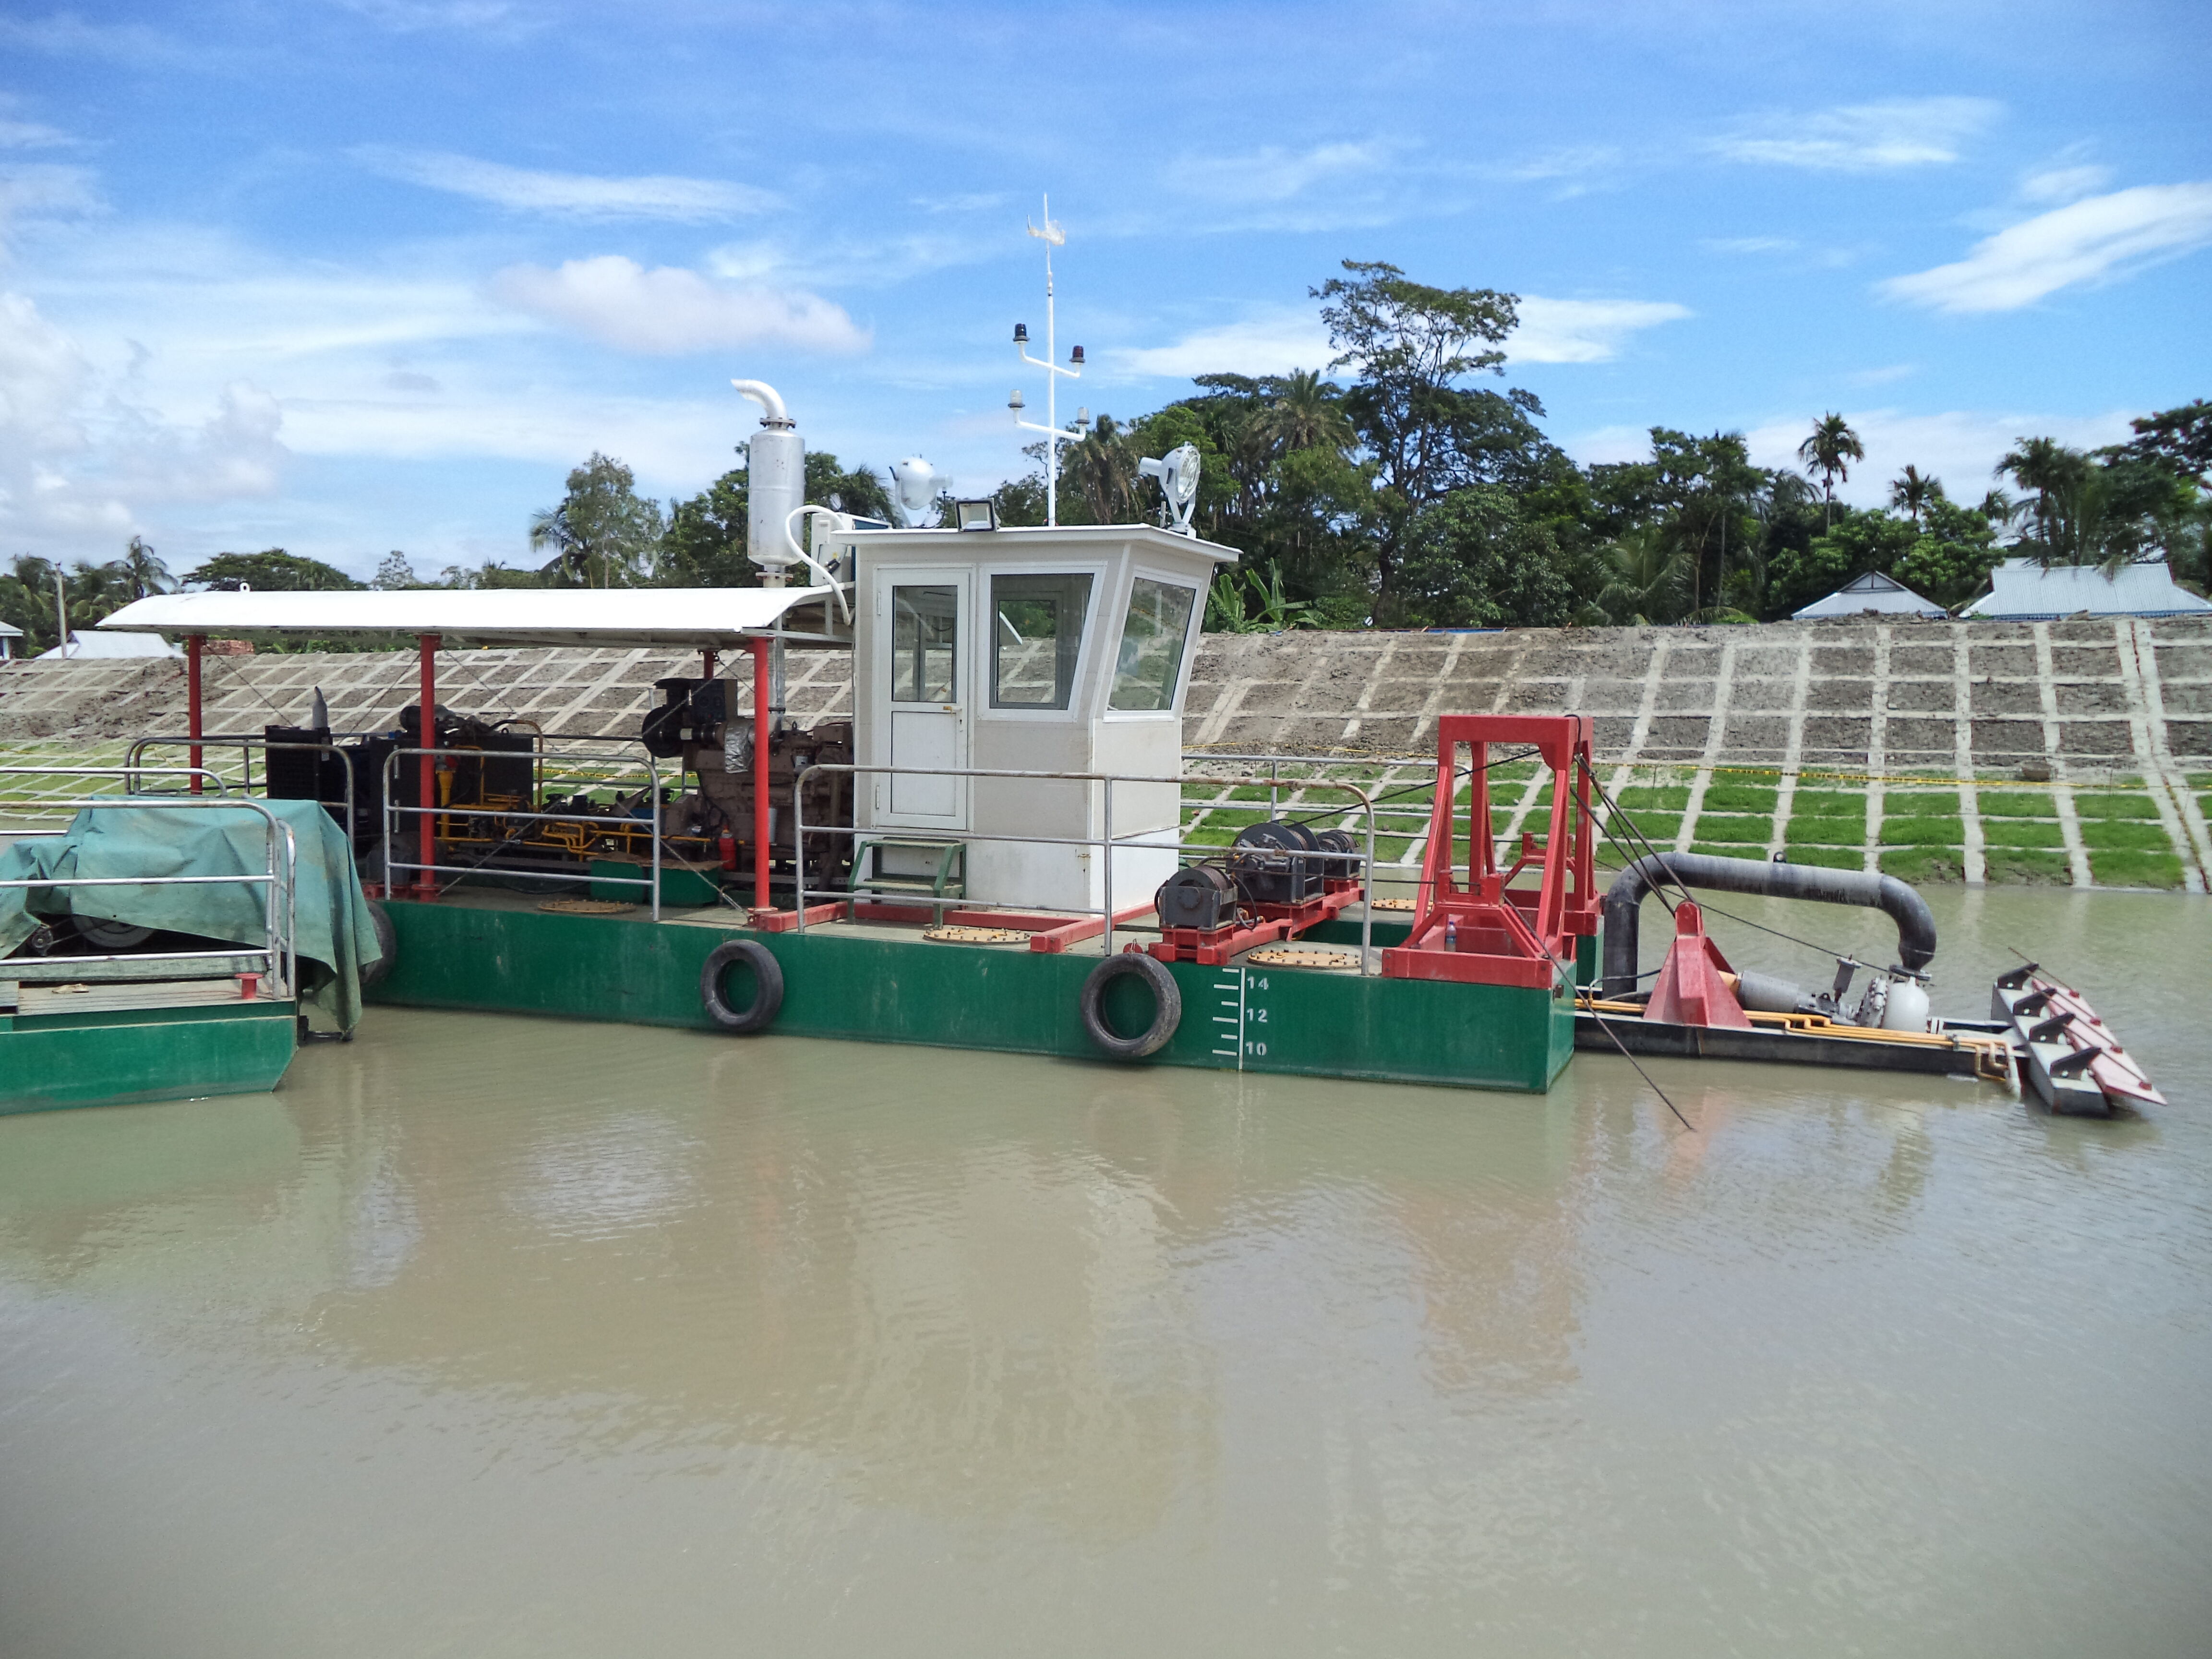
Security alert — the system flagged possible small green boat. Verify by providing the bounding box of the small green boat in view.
[0,776,382,1114]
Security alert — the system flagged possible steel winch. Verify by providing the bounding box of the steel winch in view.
[1154,819,1362,934]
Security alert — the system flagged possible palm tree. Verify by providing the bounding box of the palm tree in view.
[120,535,173,600]
[1977,488,2020,531]
[1995,436,2087,549]
[1797,413,1866,529]
[1888,465,1943,528]
[1257,369,1355,456]
[1593,527,1688,625]
[528,505,591,586]
[1060,415,1141,525]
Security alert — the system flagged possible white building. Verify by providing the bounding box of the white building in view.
[1961,558,2212,621]
[1792,570,1948,621]
[34,628,183,660]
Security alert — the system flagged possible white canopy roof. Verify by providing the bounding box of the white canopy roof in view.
[1792,569,1948,620]
[96,585,847,647]
[1960,557,2212,620]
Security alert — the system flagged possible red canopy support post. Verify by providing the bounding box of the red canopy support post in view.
[750,636,771,912]
[702,649,717,678]
[184,633,204,794]
[416,634,439,897]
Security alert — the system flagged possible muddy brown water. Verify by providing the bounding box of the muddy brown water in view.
[2,889,2207,1657]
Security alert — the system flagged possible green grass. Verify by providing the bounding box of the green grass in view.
[1783,816,1864,847]
[1984,848,2074,885]
[1191,808,1270,831]
[1878,817,1965,847]
[1181,827,1238,848]
[1880,848,1967,883]
[1602,811,1683,844]
[1615,785,1690,810]
[2089,849,2186,889]
[1885,791,1959,817]
[1702,783,1779,813]
[1792,789,1862,816]
[1375,835,1416,864]
[1690,844,1772,861]
[1981,817,2067,848]
[1978,790,2057,818]
[1692,813,1772,844]
[2073,792,2160,820]
[1780,845,1865,871]
[2077,818,2173,851]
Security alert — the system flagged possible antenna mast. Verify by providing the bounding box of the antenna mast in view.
[1010,194,1086,527]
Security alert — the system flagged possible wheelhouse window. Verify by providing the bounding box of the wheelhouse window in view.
[990,572,1092,710]
[891,585,958,702]
[1108,577,1198,711]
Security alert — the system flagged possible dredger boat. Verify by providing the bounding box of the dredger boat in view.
[30,381,2164,1118]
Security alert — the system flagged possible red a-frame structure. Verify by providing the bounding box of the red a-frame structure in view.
[1380,714,1597,989]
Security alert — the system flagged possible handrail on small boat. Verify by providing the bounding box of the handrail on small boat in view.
[0,780,300,998]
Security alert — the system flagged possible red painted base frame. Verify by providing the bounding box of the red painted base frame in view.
[1146,886,1360,967]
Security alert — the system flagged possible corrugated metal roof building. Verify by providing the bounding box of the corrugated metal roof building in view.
[1792,570,1948,620]
[1962,558,2212,621]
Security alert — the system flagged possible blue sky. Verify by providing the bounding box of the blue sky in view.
[3,0,2208,581]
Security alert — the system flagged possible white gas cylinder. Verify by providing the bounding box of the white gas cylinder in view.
[1881,977,1930,1033]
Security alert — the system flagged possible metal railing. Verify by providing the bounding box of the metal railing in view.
[793,761,1379,970]
[0,769,300,998]
[379,744,666,919]
[126,734,362,841]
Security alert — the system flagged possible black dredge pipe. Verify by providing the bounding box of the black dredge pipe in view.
[1601,853,1938,996]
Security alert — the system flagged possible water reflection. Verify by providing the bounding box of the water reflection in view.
[0,890,2205,1656]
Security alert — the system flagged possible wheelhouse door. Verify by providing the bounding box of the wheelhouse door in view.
[876,571,969,830]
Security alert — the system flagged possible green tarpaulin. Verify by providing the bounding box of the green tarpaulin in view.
[0,796,383,1031]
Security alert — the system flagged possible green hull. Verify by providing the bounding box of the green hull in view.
[371,901,1575,1093]
[0,1002,299,1115]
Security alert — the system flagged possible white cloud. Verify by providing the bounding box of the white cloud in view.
[1509,297,1689,363]
[1702,236,1797,255]
[358,147,778,221]
[1115,311,1330,379]
[489,256,869,355]
[1116,294,1687,379]
[1846,363,1918,386]
[1879,181,2212,313]
[0,117,71,149]
[1567,407,2138,506]
[2020,163,2113,205]
[0,290,294,551]
[0,162,102,244]
[1170,141,1393,204]
[1498,144,1622,183]
[1711,96,2000,171]
[1739,407,2135,507]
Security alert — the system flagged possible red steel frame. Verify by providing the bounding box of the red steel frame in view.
[184,632,204,794]
[416,633,439,896]
[1380,714,1596,989]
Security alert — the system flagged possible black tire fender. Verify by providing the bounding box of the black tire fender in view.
[1079,951,1181,1061]
[360,899,397,990]
[702,938,784,1034]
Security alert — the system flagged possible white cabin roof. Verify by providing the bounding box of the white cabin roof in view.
[1792,569,1948,620]
[1961,558,2212,620]
[839,523,1239,564]
[96,585,846,647]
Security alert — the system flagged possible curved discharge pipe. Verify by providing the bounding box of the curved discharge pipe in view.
[1601,852,1937,997]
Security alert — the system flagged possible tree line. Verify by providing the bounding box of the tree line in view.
[7,260,2204,654]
